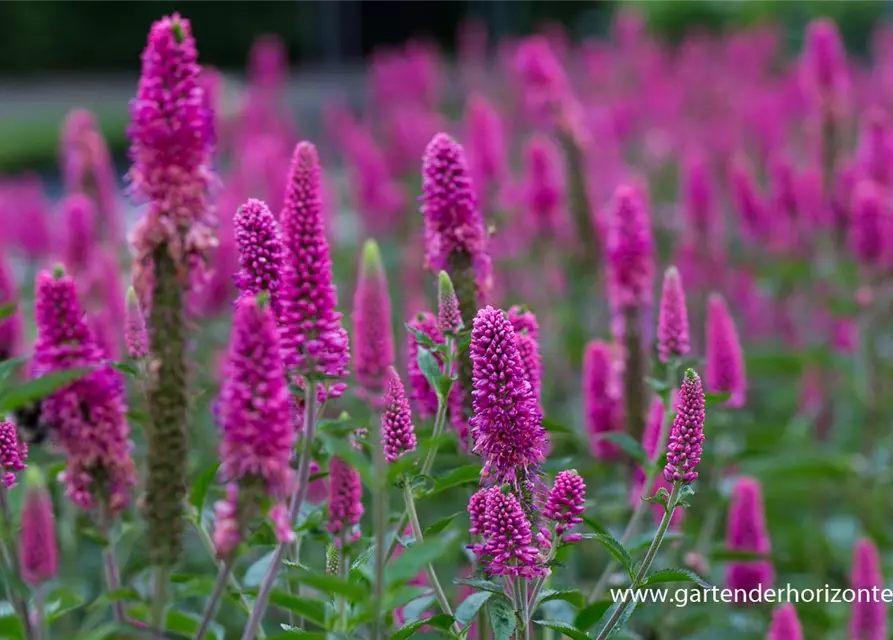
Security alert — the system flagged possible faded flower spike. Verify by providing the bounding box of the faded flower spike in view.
[381,367,418,463]
[657,266,690,363]
[663,369,706,485]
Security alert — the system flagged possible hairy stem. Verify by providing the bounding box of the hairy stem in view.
[240,382,318,640]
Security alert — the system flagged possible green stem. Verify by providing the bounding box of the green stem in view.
[33,583,46,640]
[151,566,169,631]
[98,502,125,624]
[285,535,304,629]
[521,580,531,640]
[371,411,387,640]
[402,483,460,634]
[241,382,318,640]
[195,559,233,640]
[338,531,349,633]
[0,479,33,639]
[594,484,681,640]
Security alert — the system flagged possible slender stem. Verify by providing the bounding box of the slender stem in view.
[594,484,681,640]
[195,559,233,640]
[589,365,677,602]
[240,381,318,640]
[0,480,33,639]
[98,502,125,623]
[521,580,531,640]
[33,583,46,640]
[285,535,304,629]
[151,566,169,631]
[403,483,460,634]
[371,410,387,640]
[338,531,349,632]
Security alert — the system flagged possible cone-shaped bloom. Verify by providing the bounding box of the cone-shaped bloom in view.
[406,312,443,420]
[801,18,847,108]
[212,295,294,557]
[657,266,690,363]
[464,93,506,194]
[507,306,539,341]
[234,198,284,316]
[543,470,585,538]
[352,239,394,406]
[725,477,774,597]
[522,133,567,240]
[706,294,746,408]
[856,108,893,188]
[127,13,216,306]
[0,420,27,489]
[18,470,58,586]
[606,185,655,312]
[0,256,21,361]
[467,487,490,538]
[124,287,148,360]
[482,487,546,579]
[327,456,363,540]
[381,367,417,463]
[583,340,623,459]
[32,269,136,513]
[729,156,768,243]
[849,181,891,269]
[508,306,543,405]
[59,192,97,274]
[663,369,706,485]
[768,604,803,640]
[421,133,492,302]
[437,271,462,335]
[681,151,717,240]
[850,538,887,640]
[469,306,546,484]
[278,142,350,400]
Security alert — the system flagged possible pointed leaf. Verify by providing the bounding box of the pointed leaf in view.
[426,465,481,496]
[423,511,463,538]
[243,550,276,587]
[704,392,732,406]
[0,356,27,387]
[453,578,504,595]
[541,418,574,434]
[454,590,493,625]
[291,571,366,601]
[268,591,328,627]
[0,366,93,412]
[533,620,591,640]
[596,432,649,469]
[389,537,454,585]
[583,533,635,579]
[389,613,455,640]
[639,568,712,590]
[109,361,141,378]
[487,596,516,640]
[536,589,585,609]
[574,601,612,631]
[0,615,23,640]
[405,324,438,351]
[190,463,220,514]
[416,348,443,399]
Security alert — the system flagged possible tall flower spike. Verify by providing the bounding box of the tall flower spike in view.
[437,271,462,335]
[850,538,887,640]
[523,133,567,241]
[508,306,543,405]
[663,369,706,485]
[212,295,295,558]
[849,180,891,270]
[464,93,507,196]
[768,604,803,640]
[59,192,97,275]
[469,306,546,484]
[725,477,774,598]
[657,266,690,363]
[234,198,284,316]
[32,269,136,513]
[279,142,350,401]
[482,487,546,579]
[582,340,623,459]
[124,287,148,360]
[352,239,394,406]
[802,18,847,110]
[606,185,655,312]
[0,420,27,489]
[381,367,417,463]
[543,470,585,538]
[327,456,363,540]
[0,255,22,361]
[18,469,59,586]
[706,293,746,408]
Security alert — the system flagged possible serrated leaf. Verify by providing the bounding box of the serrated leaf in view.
[575,601,612,631]
[533,620,591,640]
[389,538,453,585]
[581,515,610,536]
[487,596,516,640]
[350,544,376,574]
[639,568,712,589]
[584,533,635,579]
[389,613,455,640]
[537,589,586,609]
[454,590,493,625]
[0,302,15,321]
[268,591,328,627]
[405,324,438,351]
[594,601,636,639]
[597,432,649,469]
[417,348,443,399]
[0,366,92,413]
[453,578,504,595]
[190,463,220,514]
[423,511,463,538]
[425,465,481,496]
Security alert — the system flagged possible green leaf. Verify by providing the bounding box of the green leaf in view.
[405,324,438,351]
[596,432,649,469]
[0,356,27,387]
[0,301,15,321]
[272,630,327,639]
[425,465,481,496]
[596,601,637,639]
[189,463,220,514]
[350,544,376,575]
[74,623,132,640]
[0,366,93,412]
[487,596,516,640]
[127,605,219,639]
[44,585,85,623]
[704,392,731,406]
[88,587,144,613]
[639,568,711,589]
[109,361,141,378]
[0,614,23,639]
[243,549,276,587]
[416,348,443,398]
[581,515,610,536]
[268,591,328,627]
[436,374,453,401]
[533,620,591,640]
[574,601,612,631]
[389,538,453,585]
[542,418,574,434]
[453,577,504,595]
[583,533,635,580]
[537,589,586,609]
[291,571,367,601]
[389,613,455,640]
[644,377,669,393]
[175,577,218,598]
[423,511,464,538]
[454,590,493,625]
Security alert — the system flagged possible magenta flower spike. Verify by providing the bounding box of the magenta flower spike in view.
[657,266,690,363]
[406,312,443,420]
[212,295,294,557]
[768,604,803,640]
[18,471,58,586]
[681,151,716,240]
[850,538,887,640]
[352,239,394,406]
[508,305,543,405]
[464,93,507,195]
[856,108,893,188]
[59,192,97,275]
[582,340,623,460]
[606,185,655,313]
[32,268,136,513]
[522,133,567,241]
[469,306,546,484]
[725,477,774,597]
[482,487,546,579]
[729,155,768,243]
[0,420,27,489]
[278,142,350,400]
[543,470,586,539]
[663,369,706,485]
[124,287,148,360]
[437,271,462,336]
[0,255,22,360]
[327,455,363,541]
[802,18,848,111]
[381,367,417,463]
[706,293,746,408]
[849,180,891,270]
[234,198,284,316]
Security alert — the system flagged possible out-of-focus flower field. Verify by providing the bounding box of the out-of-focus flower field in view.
[0,5,892,640]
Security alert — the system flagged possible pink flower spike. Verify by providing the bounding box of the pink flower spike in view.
[352,239,394,406]
[327,456,363,539]
[381,367,417,464]
[59,192,97,275]
[725,477,774,599]
[663,369,706,485]
[606,184,655,313]
[18,471,59,586]
[437,271,462,335]
[482,487,546,579]
[0,420,27,489]
[768,604,803,640]
[583,340,623,460]
[705,293,746,408]
[544,470,586,538]
[124,287,148,360]
[234,198,284,316]
[850,538,887,640]
[657,266,690,363]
